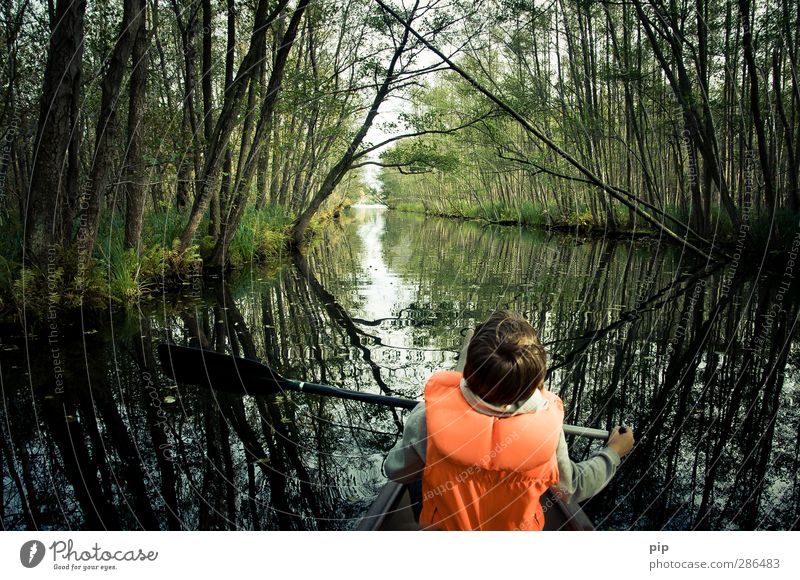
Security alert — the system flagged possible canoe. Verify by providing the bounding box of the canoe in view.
[354,480,594,531]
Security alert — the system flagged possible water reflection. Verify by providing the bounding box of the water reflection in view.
[1,207,798,530]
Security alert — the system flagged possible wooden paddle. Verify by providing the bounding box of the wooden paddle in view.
[156,343,611,440]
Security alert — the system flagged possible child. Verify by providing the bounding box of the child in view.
[384,310,635,531]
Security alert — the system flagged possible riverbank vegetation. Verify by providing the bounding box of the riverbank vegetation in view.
[378,0,800,252]
[1,0,798,316]
[0,0,471,316]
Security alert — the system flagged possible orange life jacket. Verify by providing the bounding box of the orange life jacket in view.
[419,371,564,531]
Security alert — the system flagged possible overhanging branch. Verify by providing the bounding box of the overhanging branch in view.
[353,110,495,159]
[374,0,723,261]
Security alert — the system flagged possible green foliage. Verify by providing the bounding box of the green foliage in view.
[393,197,581,229]
[139,241,202,289]
[102,242,147,302]
[0,201,305,318]
[748,208,800,252]
[10,246,107,316]
[558,209,595,228]
[363,186,386,205]
[142,209,187,248]
[91,211,201,302]
[517,201,551,227]
[391,201,427,213]
[226,206,292,268]
[380,140,460,173]
[14,238,202,316]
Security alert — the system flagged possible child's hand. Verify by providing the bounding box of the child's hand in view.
[607,425,635,458]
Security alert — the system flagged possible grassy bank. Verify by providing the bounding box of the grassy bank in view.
[0,205,339,321]
[389,200,800,252]
[391,200,653,232]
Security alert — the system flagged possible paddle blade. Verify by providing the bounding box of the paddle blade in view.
[157,343,286,396]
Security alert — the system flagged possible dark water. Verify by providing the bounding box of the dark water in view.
[2,207,799,530]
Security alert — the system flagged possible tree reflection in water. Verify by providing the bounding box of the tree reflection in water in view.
[1,208,798,530]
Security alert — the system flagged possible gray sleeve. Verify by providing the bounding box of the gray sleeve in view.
[383,404,427,484]
[555,430,621,504]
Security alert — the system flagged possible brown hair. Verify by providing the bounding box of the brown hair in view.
[462,311,547,406]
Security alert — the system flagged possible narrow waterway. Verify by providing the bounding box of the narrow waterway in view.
[1,207,798,530]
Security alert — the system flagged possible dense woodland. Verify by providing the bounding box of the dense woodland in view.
[0,0,798,312]
[378,0,800,251]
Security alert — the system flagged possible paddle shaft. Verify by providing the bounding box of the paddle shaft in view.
[158,343,611,440]
[285,378,609,438]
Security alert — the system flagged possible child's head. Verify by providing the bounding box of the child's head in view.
[462,311,547,406]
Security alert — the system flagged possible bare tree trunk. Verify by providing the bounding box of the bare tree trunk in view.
[124,1,149,254]
[207,0,236,240]
[290,2,418,248]
[201,0,214,146]
[178,0,289,250]
[24,0,86,264]
[740,0,776,219]
[208,0,309,268]
[255,144,270,209]
[774,48,799,211]
[75,0,143,269]
[268,114,282,205]
[174,0,200,210]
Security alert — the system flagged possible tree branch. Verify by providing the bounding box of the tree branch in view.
[374,0,722,261]
[353,111,495,159]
